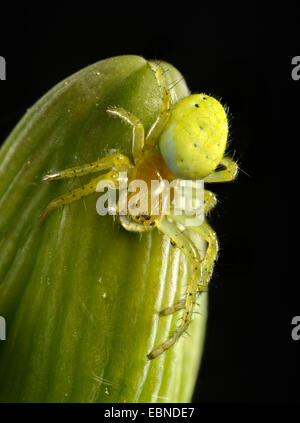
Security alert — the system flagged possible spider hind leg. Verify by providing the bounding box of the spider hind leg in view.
[147,217,202,360]
[171,215,219,295]
[158,188,218,317]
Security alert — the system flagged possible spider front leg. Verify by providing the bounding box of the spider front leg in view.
[108,60,172,152]
[145,61,172,146]
[106,107,145,163]
[106,60,172,158]
[147,216,202,360]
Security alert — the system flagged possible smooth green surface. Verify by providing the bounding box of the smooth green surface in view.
[0,55,207,403]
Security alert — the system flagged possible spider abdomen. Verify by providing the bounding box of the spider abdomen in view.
[159,94,228,180]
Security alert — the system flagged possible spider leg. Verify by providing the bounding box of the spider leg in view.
[106,107,144,164]
[106,60,173,159]
[43,153,130,181]
[160,188,217,316]
[145,61,172,146]
[171,215,219,295]
[204,157,238,183]
[39,170,120,223]
[204,189,217,214]
[158,299,186,316]
[118,215,154,233]
[147,216,202,360]
[153,217,218,360]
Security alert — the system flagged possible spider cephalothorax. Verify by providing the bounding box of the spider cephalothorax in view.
[40,61,238,360]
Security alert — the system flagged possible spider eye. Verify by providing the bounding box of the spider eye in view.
[159,94,228,180]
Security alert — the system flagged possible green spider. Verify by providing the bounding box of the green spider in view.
[40,61,238,360]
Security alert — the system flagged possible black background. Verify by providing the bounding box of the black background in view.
[0,3,297,403]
